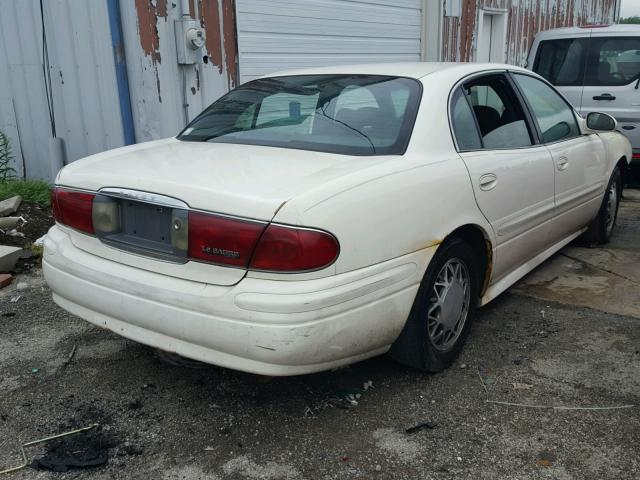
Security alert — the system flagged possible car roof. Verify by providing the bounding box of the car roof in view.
[262,62,530,80]
[535,23,640,39]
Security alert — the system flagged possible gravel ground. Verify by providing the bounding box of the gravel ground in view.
[0,200,639,479]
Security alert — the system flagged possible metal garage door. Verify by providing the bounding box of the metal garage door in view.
[235,0,423,84]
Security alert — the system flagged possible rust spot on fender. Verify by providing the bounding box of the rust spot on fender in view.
[482,237,493,296]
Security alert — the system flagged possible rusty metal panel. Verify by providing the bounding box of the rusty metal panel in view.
[0,0,125,180]
[119,0,237,142]
[442,0,619,65]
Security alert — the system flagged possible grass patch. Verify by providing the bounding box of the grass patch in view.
[0,180,51,207]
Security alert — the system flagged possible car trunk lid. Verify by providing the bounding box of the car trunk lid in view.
[56,138,383,285]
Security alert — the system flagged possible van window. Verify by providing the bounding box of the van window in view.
[585,37,640,86]
[533,38,588,86]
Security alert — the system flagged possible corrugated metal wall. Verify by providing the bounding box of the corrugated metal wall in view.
[442,0,619,65]
[120,0,237,141]
[0,0,124,180]
[0,0,237,180]
[235,0,423,83]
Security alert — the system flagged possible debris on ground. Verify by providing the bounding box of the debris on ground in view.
[10,295,21,303]
[363,380,374,391]
[16,282,28,291]
[0,272,12,289]
[405,421,437,434]
[32,425,116,472]
[512,382,533,390]
[0,195,22,216]
[0,217,21,229]
[0,245,22,272]
[0,201,53,250]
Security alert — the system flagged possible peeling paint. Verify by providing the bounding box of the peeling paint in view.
[134,0,167,63]
[199,0,223,72]
[442,0,618,65]
[221,0,238,88]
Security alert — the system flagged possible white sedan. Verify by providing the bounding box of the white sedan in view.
[44,63,631,375]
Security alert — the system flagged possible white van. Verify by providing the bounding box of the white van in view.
[528,24,640,164]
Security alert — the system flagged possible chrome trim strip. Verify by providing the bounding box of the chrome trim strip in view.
[98,187,189,209]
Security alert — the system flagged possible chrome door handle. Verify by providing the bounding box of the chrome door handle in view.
[557,156,569,171]
[479,173,497,191]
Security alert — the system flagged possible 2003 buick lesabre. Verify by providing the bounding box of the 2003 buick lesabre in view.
[43,63,631,375]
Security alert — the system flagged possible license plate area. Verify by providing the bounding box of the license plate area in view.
[93,195,188,262]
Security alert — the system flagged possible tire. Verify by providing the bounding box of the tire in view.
[389,238,480,372]
[581,167,622,245]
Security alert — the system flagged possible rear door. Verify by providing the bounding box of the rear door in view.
[580,34,640,154]
[531,36,589,113]
[450,73,556,282]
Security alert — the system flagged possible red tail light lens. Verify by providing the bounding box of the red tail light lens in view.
[633,152,640,160]
[188,211,265,267]
[52,187,95,234]
[250,225,339,272]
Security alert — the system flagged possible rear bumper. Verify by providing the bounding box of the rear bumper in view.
[43,226,433,375]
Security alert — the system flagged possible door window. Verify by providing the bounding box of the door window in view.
[585,36,640,86]
[513,74,580,144]
[533,38,588,86]
[464,75,533,149]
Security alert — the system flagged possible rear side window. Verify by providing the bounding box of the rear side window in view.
[533,38,588,86]
[450,88,482,151]
[464,75,533,149]
[585,36,640,86]
[513,74,580,144]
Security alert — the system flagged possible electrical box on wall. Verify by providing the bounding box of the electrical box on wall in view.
[175,19,205,65]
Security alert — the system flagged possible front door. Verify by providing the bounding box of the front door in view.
[580,34,640,154]
[512,73,607,239]
[450,73,556,282]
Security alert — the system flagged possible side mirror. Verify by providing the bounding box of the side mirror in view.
[586,112,616,131]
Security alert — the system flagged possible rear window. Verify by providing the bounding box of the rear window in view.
[533,38,588,86]
[178,75,422,156]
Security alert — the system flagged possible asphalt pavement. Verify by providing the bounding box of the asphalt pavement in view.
[1,192,639,480]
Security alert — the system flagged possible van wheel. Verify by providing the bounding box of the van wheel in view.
[389,238,480,372]
[582,167,622,245]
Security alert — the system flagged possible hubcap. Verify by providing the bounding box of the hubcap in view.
[605,180,618,235]
[427,258,471,352]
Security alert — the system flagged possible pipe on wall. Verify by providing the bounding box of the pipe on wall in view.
[106,0,136,145]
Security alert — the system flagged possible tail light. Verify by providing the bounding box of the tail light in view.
[188,211,265,268]
[51,187,95,234]
[187,211,338,271]
[249,224,339,271]
[632,152,640,161]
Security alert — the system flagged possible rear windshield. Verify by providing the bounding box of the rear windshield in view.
[178,74,422,155]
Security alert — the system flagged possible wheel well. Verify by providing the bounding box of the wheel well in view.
[445,225,492,296]
[617,156,629,188]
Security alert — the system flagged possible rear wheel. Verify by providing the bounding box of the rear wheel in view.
[582,167,622,245]
[389,238,480,372]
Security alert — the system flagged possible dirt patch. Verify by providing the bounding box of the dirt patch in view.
[0,201,53,248]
